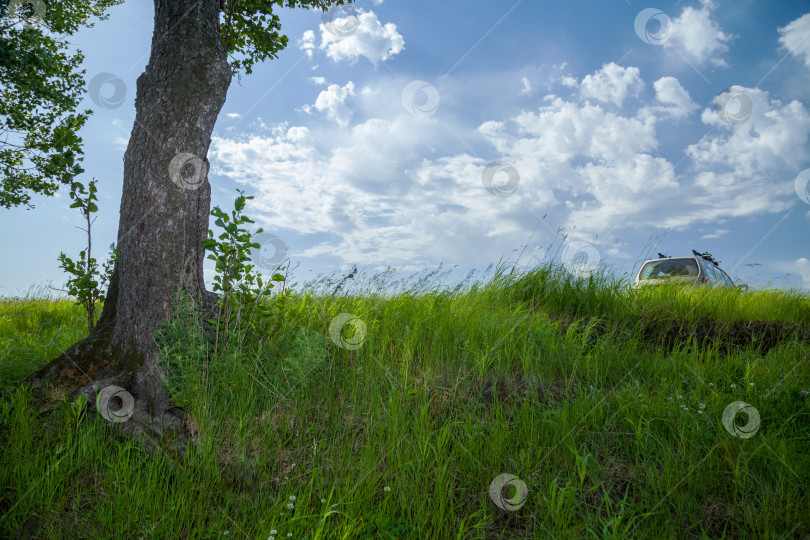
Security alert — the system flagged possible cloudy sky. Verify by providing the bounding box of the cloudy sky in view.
[2,0,810,296]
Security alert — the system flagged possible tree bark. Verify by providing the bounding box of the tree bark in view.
[28,0,230,452]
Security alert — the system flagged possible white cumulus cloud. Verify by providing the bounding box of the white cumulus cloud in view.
[320,10,404,66]
[778,13,810,69]
[664,0,732,66]
[299,30,316,59]
[650,76,698,118]
[579,63,643,107]
[302,82,356,127]
[208,64,810,272]
[208,115,473,267]
[683,86,810,221]
[519,76,533,96]
[793,258,810,286]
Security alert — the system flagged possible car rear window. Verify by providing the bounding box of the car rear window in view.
[707,263,721,282]
[639,258,699,280]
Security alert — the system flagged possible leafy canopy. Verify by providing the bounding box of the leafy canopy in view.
[0,0,122,209]
[0,0,352,208]
[220,0,352,75]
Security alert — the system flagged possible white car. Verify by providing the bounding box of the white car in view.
[632,251,746,290]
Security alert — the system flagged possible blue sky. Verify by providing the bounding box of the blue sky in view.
[2,0,810,296]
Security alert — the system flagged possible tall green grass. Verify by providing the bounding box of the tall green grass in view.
[1,262,809,538]
[0,290,87,388]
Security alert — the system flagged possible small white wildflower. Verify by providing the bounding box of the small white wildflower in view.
[271,531,277,535]
[289,495,296,502]
[384,486,391,492]
[269,537,274,540]
[699,403,705,409]
[678,394,682,399]
[321,498,326,503]
[287,503,294,510]
[698,410,703,414]
[730,384,736,389]
[288,534,292,538]
[709,383,714,387]
[749,382,755,388]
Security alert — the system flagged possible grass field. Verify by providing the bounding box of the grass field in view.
[1,263,809,539]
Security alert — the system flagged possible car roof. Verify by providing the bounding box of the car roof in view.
[642,256,698,263]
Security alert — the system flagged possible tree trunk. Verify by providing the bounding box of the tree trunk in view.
[28,0,230,452]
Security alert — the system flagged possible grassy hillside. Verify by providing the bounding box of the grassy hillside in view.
[1,264,809,538]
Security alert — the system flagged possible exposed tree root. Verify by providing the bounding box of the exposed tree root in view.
[20,274,220,458]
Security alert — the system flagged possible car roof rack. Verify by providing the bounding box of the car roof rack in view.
[692,249,720,267]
